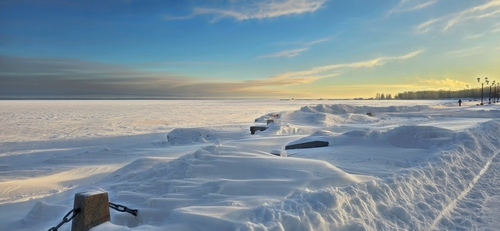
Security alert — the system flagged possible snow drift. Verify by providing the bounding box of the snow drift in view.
[2,100,500,231]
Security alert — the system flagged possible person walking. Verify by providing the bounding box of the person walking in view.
[458,99,462,106]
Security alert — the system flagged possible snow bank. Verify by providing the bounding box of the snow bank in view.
[23,201,69,225]
[239,120,500,231]
[167,127,245,145]
[260,123,312,135]
[95,145,376,230]
[96,120,500,231]
[167,128,221,145]
[286,124,455,151]
[300,104,431,114]
[276,110,378,127]
[4,100,500,231]
[384,125,456,149]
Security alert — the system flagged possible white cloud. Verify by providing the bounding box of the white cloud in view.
[0,51,423,98]
[492,23,500,32]
[417,0,500,32]
[388,0,437,15]
[447,46,482,57]
[304,37,332,46]
[270,50,424,80]
[258,36,331,59]
[418,77,469,90]
[416,17,444,33]
[258,48,309,58]
[165,0,326,22]
[464,32,486,39]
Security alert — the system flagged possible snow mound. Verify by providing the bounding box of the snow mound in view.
[343,129,379,137]
[254,112,281,123]
[23,201,69,225]
[278,110,379,127]
[385,126,456,149]
[96,145,375,229]
[261,123,311,135]
[287,129,382,148]
[300,104,430,114]
[167,128,224,145]
[286,125,455,152]
[101,157,171,183]
[238,120,500,231]
[310,130,339,137]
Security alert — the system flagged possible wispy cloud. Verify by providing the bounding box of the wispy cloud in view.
[418,77,469,90]
[258,48,309,58]
[0,51,423,98]
[258,36,331,58]
[388,0,437,15]
[165,0,326,22]
[416,17,443,33]
[269,50,424,80]
[447,46,482,57]
[444,3,500,31]
[492,23,500,32]
[417,0,500,32]
[304,37,332,46]
[0,55,338,98]
[464,32,486,39]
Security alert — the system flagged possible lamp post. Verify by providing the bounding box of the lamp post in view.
[495,82,500,103]
[477,77,487,105]
[493,82,498,103]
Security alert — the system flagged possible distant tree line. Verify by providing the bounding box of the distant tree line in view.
[393,88,497,100]
[375,93,392,99]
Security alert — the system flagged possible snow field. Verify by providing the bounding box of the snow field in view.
[1,100,499,231]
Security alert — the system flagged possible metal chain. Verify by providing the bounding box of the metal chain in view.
[109,202,138,216]
[47,208,80,231]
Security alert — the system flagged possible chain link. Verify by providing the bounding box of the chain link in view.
[47,208,80,231]
[109,202,138,216]
[46,202,137,231]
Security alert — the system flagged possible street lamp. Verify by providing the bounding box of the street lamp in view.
[495,82,500,103]
[477,77,488,105]
[494,83,497,103]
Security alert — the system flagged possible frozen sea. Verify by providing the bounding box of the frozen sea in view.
[1,99,500,231]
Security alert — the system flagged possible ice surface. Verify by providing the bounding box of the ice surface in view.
[1,99,500,231]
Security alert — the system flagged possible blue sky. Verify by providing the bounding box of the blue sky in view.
[1,0,499,98]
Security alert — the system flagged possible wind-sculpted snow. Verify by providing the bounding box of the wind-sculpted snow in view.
[261,123,312,135]
[4,100,500,231]
[277,111,379,127]
[167,128,222,145]
[97,145,376,229]
[286,125,455,150]
[96,121,500,231]
[23,201,69,226]
[384,126,456,149]
[167,127,246,145]
[238,120,500,231]
[300,104,431,114]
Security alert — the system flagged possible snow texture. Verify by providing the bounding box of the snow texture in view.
[1,99,499,231]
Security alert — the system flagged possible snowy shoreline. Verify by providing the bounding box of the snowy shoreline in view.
[1,100,499,230]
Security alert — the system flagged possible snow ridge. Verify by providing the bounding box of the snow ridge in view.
[238,120,500,230]
[300,104,431,114]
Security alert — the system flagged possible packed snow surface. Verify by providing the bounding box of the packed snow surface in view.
[1,99,500,231]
